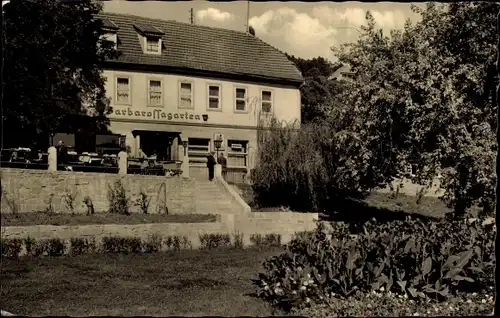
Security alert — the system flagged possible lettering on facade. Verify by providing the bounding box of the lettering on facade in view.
[112,108,204,121]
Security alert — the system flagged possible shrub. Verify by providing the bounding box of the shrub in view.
[252,117,391,212]
[1,238,23,259]
[181,236,192,250]
[24,237,36,256]
[253,218,496,311]
[162,235,189,251]
[45,238,66,256]
[44,193,55,215]
[144,234,163,253]
[102,236,143,254]
[83,196,95,215]
[33,239,49,257]
[199,233,231,250]
[250,234,282,249]
[63,186,78,214]
[135,190,151,214]
[107,180,130,215]
[2,188,20,215]
[70,237,96,256]
[233,232,244,249]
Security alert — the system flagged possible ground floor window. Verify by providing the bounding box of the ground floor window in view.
[227,140,248,167]
[188,138,210,165]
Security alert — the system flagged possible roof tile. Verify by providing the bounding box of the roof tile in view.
[97,12,304,83]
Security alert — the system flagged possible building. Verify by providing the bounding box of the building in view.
[96,12,303,182]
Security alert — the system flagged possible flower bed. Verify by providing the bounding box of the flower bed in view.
[292,288,495,317]
[252,216,496,315]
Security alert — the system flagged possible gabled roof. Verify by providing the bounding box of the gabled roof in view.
[133,23,164,36]
[101,18,119,31]
[96,12,304,85]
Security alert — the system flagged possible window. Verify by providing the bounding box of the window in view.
[116,77,130,104]
[235,88,247,112]
[179,82,193,108]
[188,138,210,165]
[208,85,221,109]
[227,140,248,167]
[99,32,117,50]
[148,79,162,106]
[261,90,273,113]
[145,37,161,53]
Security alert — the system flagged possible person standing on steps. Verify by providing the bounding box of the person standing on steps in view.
[206,151,216,181]
[217,152,227,180]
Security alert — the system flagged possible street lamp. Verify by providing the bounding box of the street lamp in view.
[213,135,223,159]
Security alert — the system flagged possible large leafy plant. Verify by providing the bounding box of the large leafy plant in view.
[253,217,495,311]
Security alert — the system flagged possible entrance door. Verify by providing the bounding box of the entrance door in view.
[138,131,177,161]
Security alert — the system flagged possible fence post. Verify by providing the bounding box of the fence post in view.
[47,146,57,171]
[182,149,190,178]
[214,164,222,178]
[118,151,127,174]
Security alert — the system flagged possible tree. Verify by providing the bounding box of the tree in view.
[2,0,118,150]
[332,3,498,216]
[285,54,344,123]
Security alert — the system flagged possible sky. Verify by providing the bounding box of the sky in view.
[103,0,424,61]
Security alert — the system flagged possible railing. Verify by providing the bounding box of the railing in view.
[222,167,248,184]
[0,161,48,170]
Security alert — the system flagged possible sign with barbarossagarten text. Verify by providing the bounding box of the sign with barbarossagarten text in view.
[111,107,207,122]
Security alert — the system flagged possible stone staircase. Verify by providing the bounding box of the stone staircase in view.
[193,178,244,215]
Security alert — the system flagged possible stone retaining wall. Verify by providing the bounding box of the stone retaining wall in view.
[0,168,196,214]
[1,212,320,249]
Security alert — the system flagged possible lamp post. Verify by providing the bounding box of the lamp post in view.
[213,136,223,159]
[182,140,188,156]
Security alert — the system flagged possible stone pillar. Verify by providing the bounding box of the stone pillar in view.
[118,151,128,174]
[182,146,190,178]
[48,146,57,171]
[135,134,141,157]
[214,164,222,178]
[172,136,179,161]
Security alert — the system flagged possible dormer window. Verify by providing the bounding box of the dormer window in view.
[101,32,117,50]
[134,24,164,55]
[145,36,161,54]
[100,19,119,50]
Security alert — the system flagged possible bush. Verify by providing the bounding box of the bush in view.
[199,233,231,250]
[250,234,282,249]
[24,237,36,256]
[1,238,23,259]
[45,238,66,256]
[144,234,163,253]
[232,232,244,249]
[253,217,496,311]
[107,180,130,215]
[70,237,96,256]
[135,190,151,214]
[63,186,78,214]
[252,116,393,212]
[102,236,143,254]
[33,239,49,257]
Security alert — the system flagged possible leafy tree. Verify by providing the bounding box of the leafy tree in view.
[2,0,118,150]
[285,54,344,123]
[332,3,498,216]
[254,3,497,216]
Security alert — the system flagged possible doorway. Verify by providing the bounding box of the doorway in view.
[135,131,180,161]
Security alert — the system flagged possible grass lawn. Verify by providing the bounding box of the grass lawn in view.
[1,212,217,227]
[0,248,284,316]
[231,182,480,220]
